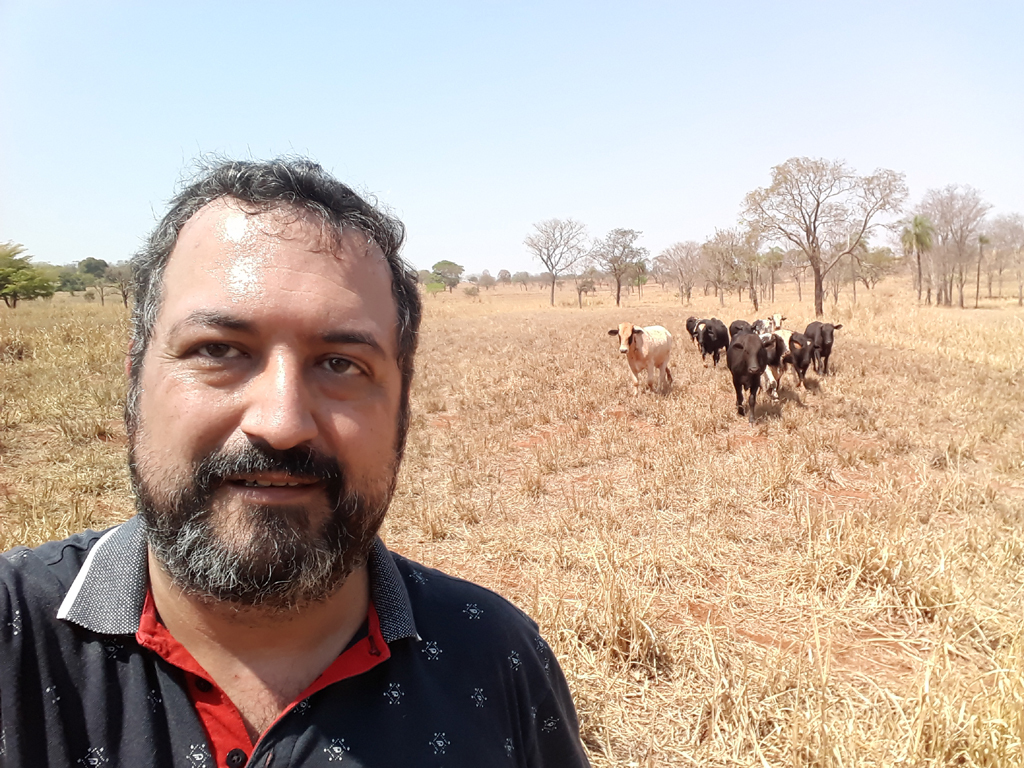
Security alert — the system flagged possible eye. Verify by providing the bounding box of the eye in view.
[197,343,243,359]
[321,356,361,375]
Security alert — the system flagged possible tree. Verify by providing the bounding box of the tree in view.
[78,257,109,278]
[784,249,808,302]
[513,271,530,290]
[523,218,589,306]
[975,235,989,309]
[900,214,935,302]
[416,269,432,284]
[655,241,701,304]
[593,228,647,307]
[106,263,132,307]
[478,270,496,290]
[762,246,784,303]
[57,266,87,294]
[431,260,464,293]
[497,269,512,286]
[920,185,990,308]
[743,157,907,317]
[700,229,743,306]
[0,243,57,308]
[858,247,897,289]
[990,214,1024,306]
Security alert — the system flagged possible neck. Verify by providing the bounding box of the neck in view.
[147,550,370,656]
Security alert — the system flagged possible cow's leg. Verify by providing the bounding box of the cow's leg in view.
[713,349,721,367]
[646,361,657,391]
[767,365,780,400]
[822,353,830,376]
[663,364,673,393]
[627,361,641,394]
[748,379,758,425]
[733,379,745,417]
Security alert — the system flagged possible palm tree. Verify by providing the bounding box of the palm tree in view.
[975,234,990,309]
[901,215,935,303]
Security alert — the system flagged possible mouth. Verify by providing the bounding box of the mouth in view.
[227,474,322,490]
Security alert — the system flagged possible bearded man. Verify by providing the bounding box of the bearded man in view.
[0,159,589,768]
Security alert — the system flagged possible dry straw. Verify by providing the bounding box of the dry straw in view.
[2,278,1023,766]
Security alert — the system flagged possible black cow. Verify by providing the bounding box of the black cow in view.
[729,319,753,342]
[804,321,843,375]
[685,316,700,348]
[727,333,767,425]
[782,331,814,388]
[696,318,729,367]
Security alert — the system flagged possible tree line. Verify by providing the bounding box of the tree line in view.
[0,245,132,308]
[517,157,1024,316]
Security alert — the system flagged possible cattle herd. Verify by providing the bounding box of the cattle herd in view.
[609,314,843,425]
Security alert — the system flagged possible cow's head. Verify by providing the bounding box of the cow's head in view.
[819,323,843,346]
[608,322,642,353]
[770,313,786,331]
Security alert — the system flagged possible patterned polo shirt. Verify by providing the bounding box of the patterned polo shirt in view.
[0,516,590,767]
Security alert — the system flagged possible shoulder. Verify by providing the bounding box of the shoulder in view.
[2,528,109,591]
[1,527,113,628]
[390,551,539,638]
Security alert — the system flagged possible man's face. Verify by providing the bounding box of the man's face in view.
[130,199,403,610]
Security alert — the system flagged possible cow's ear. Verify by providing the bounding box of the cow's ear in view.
[834,324,843,330]
[608,329,619,336]
[633,327,644,335]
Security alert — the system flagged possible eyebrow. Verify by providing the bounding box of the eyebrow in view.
[168,310,253,338]
[168,310,386,355]
[321,330,385,356]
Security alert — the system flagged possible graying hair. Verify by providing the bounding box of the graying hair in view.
[126,157,422,454]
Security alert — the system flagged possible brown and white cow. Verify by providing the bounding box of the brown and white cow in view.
[607,323,674,394]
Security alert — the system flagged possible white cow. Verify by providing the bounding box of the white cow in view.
[607,323,674,394]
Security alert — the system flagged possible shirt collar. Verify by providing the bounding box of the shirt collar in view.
[56,515,419,643]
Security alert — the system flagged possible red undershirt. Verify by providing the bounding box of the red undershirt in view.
[136,590,390,768]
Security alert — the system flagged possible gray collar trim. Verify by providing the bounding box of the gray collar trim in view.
[56,516,419,643]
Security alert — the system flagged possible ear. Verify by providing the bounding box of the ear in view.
[608,329,619,336]
[633,327,644,335]
[834,324,843,330]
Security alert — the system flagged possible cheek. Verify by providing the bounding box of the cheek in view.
[137,366,240,456]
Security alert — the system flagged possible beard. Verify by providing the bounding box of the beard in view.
[131,438,395,612]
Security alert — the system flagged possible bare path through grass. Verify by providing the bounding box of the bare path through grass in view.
[2,283,1023,766]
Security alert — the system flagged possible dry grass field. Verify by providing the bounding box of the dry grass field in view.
[2,278,1023,766]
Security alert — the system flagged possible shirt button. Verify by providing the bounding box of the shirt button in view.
[194,677,213,693]
[226,748,248,767]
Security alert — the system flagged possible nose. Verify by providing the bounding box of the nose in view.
[238,350,318,450]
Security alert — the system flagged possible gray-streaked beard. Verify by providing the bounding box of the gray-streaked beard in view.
[132,440,394,613]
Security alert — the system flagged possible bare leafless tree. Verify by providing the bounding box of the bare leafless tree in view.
[700,229,744,307]
[654,241,701,304]
[743,157,907,317]
[990,213,1024,306]
[524,219,589,306]
[920,185,991,308]
[592,228,647,307]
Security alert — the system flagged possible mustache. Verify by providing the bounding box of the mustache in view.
[194,442,344,495]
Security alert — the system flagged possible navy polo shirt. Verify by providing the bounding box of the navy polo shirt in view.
[0,516,590,767]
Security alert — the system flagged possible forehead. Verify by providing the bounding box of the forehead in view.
[157,199,397,348]
[617,322,634,335]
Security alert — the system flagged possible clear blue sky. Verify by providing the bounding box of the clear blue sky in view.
[2,1,1022,275]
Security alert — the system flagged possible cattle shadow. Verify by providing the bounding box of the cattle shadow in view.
[802,377,822,394]
[755,387,808,420]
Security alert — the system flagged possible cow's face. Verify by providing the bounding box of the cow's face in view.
[608,323,641,353]
[770,313,786,331]
[820,323,842,346]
